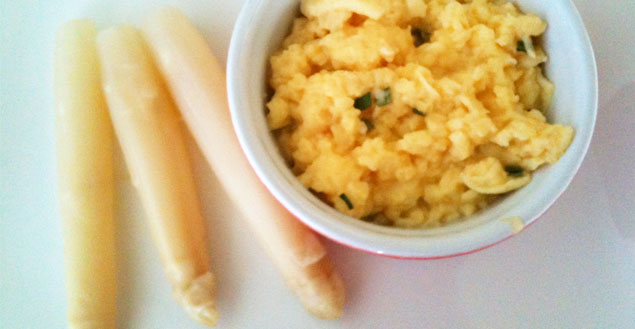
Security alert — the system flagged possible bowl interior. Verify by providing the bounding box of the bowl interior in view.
[227,0,597,258]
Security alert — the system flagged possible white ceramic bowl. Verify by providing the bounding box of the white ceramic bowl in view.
[227,0,598,258]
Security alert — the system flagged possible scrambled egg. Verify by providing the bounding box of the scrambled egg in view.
[267,0,574,228]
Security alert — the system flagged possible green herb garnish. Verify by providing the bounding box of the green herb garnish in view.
[516,40,527,52]
[354,92,372,110]
[361,118,375,131]
[504,165,524,177]
[375,88,392,106]
[411,27,430,47]
[412,108,426,116]
[339,193,354,210]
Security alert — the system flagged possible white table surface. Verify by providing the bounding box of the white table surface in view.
[1,0,633,328]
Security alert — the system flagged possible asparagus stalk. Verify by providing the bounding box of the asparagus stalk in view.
[96,25,218,326]
[142,7,345,319]
[54,19,117,329]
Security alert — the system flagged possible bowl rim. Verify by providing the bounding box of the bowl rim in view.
[226,0,598,259]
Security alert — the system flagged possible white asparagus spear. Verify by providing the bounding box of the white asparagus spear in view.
[96,25,218,326]
[54,19,117,329]
[142,7,345,319]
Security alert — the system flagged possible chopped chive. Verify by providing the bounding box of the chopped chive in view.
[504,165,524,177]
[412,108,426,116]
[411,27,430,47]
[361,118,375,131]
[516,40,527,52]
[339,193,354,210]
[354,92,372,110]
[375,87,392,106]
